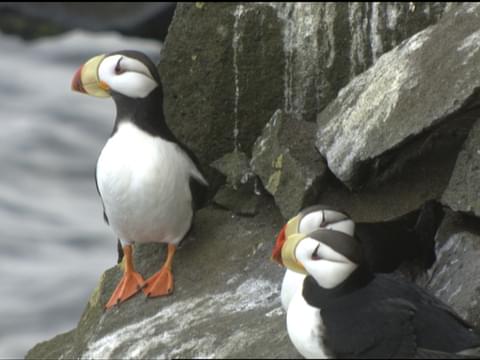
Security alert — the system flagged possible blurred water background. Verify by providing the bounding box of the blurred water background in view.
[0,30,162,358]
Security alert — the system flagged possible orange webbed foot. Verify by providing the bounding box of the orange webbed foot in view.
[105,244,145,310]
[142,267,174,298]
[105,270,145,309]
[142,243,176,298]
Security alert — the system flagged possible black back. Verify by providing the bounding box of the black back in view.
[302,270,480,358]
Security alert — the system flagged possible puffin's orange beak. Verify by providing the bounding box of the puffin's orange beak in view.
[71,65,85,93]
[271,224,287,266]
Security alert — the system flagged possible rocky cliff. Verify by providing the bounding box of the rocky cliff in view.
[27,3,480,358]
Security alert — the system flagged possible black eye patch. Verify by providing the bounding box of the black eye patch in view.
[115,57,124,74]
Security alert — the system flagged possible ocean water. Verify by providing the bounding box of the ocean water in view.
[0,30,162,358]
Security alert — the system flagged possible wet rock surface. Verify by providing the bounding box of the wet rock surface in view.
[268,2,450,121]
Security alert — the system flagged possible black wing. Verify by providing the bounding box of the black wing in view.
[189,175,209,211]
[322,297,418,358]
[317,273,480,358]
[377,276,480,353]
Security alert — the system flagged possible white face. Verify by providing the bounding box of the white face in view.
[295,237,358,289]
[299,210,355,236]
[98,55,158,98]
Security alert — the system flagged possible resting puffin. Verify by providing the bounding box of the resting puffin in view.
[71,50,208,309]
[272,201,443,310]
[277,219,480,358]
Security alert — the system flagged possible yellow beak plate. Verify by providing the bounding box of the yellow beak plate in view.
[81,54,110,98]
[281,233,307,275]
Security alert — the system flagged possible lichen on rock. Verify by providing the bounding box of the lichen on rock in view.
[251,109,327,219]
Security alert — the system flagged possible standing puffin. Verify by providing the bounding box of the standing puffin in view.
[71,50,208,309]
[272,201,443,310]
[276,220,480,358]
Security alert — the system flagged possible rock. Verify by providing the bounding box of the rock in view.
[210,151,256,191]
[416,210,480,327]
[442,119,480,217]
[269,2,450,121]
[26,203,300,359]
[210,151,260,216]
[316,3,480,190]
[159,3,449,172]
[314,122,470,222]
[213,185,260,217]
[0,3,175,40]
[159,3,285,168]
[251,110,327,219]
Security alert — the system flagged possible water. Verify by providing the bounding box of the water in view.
[0,30,162,358]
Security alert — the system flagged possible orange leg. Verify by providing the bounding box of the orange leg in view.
[105,244,145,309]
[143,244,176,297]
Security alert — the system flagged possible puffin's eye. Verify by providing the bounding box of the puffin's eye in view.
[115,57,124,74]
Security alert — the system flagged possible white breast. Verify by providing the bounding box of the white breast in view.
[96,122,202,245]
[287,289,330,359]
[281,270,306,311]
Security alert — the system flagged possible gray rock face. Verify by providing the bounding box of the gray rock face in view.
[26,203,300,359]
[417,211,480,328]
[210,151,260,216]
[211,151,256,191]
[159,3,285,167]
[269,2,449,121]
[159,3,448,170]
[251,110,327,219]
[442,119,480,217]
[317,3,480,189]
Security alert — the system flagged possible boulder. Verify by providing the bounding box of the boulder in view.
[251,110,327,219]
[210,151,256,191]
[210,151,260,217]
[316,3,480,190]
[26,203,301,359]
[213,185,260,217]
[417,210,480,328]
[442,119,480,217]
[159,3,285,167]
